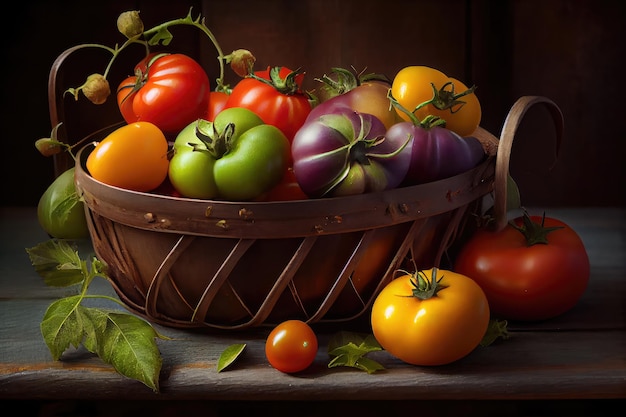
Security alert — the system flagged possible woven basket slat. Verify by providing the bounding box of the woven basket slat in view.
[145,234,195,318]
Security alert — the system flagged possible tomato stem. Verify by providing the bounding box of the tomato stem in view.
[406,267,448,300]
[247,67,305,95]
[64,7,228,106]
[313,67,390,101]
[510,210,564,246]
[387,81,476,129]
[387,90,447,129]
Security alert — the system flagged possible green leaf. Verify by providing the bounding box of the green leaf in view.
[83,308,163,392]
[40,295,88,360]
[147,27,174,46]
[506,174,521,212]
[26,240,85,287]
[327,331,385,374]
[480,319,510,347]
[217,343,246,372]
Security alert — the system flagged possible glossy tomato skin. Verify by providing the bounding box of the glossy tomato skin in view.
[371,268,490,366]
[261,167,309,201]
[168,108,289,201]
[206,91,230,121]
[385,123,485,185]
[291,109,411,198]
[214,124,290,201]
[37,167,89,239]
[454,215,590,322]
[86,122,169,192]
[307,80,401,130]
[391,66,481,137]
[117,53,210,135]
[265,320,318,373]
[224,67,312,142]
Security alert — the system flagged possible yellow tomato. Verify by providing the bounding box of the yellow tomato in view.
[371,267,490,366]
[86,122,169,192]
[391,66,482,136]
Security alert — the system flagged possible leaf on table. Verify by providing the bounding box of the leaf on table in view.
[83,308,164,392]
[327,331,385,374]
[480,319,510,347]
[217,343,246,372]
[40,295,88,360]
[26,240,85,287]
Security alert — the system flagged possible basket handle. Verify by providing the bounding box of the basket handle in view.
[492,96,564,231]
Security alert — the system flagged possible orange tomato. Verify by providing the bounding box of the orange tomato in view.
[86,122,169,192]
[265,320,318,373]
[391,66,481,136]
[371,267,489,366]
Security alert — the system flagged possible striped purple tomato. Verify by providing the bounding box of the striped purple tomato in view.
[385,123,486,185]
[291,109,411,198]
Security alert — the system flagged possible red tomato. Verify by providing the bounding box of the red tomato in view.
[454,212,590,321]
[224,66,312,142]
[206,91,230,121]
[265,320,318,373]
[117,53,210,135]
[262,167,309,201]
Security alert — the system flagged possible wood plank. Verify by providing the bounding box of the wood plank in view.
[1,207,625,400]
[2,322,625,400]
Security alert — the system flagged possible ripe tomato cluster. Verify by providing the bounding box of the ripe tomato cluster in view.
[83,53,487,204]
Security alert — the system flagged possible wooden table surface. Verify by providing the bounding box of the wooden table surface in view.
[1,206,625,403]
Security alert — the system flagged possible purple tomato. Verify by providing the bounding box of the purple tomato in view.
[291,109,410,198]
[385,123,486,185]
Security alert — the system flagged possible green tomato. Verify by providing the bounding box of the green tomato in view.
[172,120,204,152]
[215,124,290,201]
[168,108,289,201]
[37,167,90,239]
[168,149,218,199]
[173,107,264,152]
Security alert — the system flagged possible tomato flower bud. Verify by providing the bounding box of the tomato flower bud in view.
[35,138,64,157]
[227,49,256,77]
[82,74,111,105]
[117,10,144,39]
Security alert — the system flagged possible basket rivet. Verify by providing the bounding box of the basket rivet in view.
[205,206,213,217]
[216,220,229,229]
[144,212,156,223]
[238,208,253,220]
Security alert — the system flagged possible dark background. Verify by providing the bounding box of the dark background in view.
[2,0,624,207]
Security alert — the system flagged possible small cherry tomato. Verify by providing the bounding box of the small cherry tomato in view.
[371,268,490,366]
[265,320,318,373]
[86,122,169,192]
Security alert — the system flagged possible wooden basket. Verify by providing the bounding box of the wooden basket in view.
[50,49,563,330]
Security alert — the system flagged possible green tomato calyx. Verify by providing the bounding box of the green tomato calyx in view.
[387,89,446,129]
[510,210,564,247]
[404,267,448,300]
[192,119,233,159]
[387,81,476,129]
[313,67,390,102]
[248,66,304,96]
